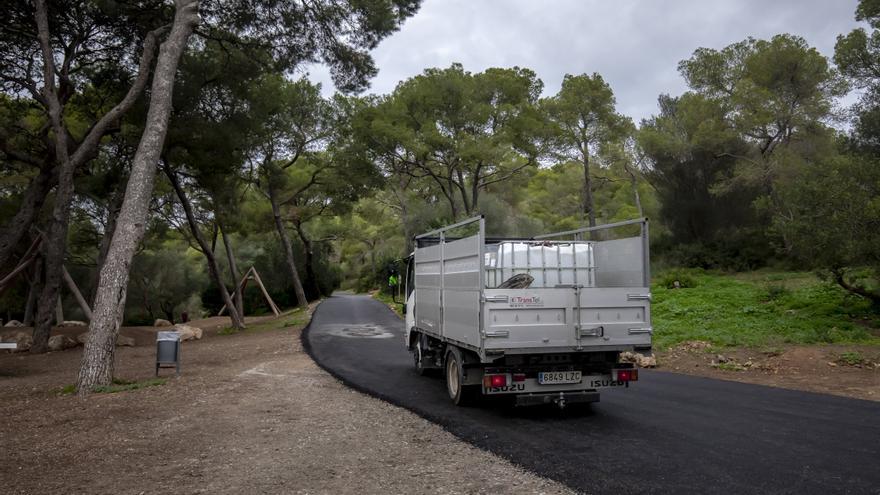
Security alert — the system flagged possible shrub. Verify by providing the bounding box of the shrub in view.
[763,283,790,302]
[656,269,699,289]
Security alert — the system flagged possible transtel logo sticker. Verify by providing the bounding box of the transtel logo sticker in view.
[510,295,543,307]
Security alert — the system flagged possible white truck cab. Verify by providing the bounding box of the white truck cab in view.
[403,216,652,408]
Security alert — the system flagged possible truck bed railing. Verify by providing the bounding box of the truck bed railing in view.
[533,217,650,288]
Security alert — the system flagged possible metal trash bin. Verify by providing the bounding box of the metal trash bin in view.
[156,331,180,376]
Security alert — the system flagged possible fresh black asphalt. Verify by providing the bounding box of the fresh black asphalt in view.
[303,294,880,494]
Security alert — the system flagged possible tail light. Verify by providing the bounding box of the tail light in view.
[614,369,639,382]
[483,374,508,388]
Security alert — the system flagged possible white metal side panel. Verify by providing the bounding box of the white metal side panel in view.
[442,235,481,347]
[414,244,441,334]
[481,287,651,351]
[482,289,575,349]
[576,287,652,347]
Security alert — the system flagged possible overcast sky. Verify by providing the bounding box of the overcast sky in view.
[306,0,864,124]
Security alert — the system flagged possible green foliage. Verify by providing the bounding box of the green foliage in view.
[652,271,880,349]
[125,242,208,324]
[773,150,880,302]
[642,34,848,271]
[762,283,790,302]
[656,269,699,289]
[353,63,546,219]
[837,351,869,366]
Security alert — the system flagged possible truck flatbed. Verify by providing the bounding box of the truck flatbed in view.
[403,216,652,407]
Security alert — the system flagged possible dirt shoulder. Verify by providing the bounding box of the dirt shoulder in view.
[0,308,569,494]
[656,342,880,401]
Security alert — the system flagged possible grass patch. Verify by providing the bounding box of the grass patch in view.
[372,291,404,317]
[95,378,167,394]
[656,269,699,289]
[837,351,869,366]
[58,384,77,395]
[652,270,880,349]
[57,377,167,395]
[713,362,746,372]
[218,307,310,335]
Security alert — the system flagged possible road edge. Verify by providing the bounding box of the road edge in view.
[298,295,572,492]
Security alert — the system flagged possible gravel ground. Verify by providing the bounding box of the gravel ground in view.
[0,311,570,494]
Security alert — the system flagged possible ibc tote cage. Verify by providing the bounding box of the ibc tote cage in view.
[413,216,650,291]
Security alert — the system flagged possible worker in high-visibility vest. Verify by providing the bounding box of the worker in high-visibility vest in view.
[388,272,400,302]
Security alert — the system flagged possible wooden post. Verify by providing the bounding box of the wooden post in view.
[217,267,282,317]
[0,252,37,294]
[250,267,281,316]
[55,295,64,325]
[217,268,252,316]
[62,265,92,321]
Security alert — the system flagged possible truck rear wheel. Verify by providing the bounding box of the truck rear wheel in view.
[413,339,429,376]
[445,348,478,406]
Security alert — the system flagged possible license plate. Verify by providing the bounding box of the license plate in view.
[538,371,582,385]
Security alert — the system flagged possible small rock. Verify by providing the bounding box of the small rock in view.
[619,351,657,368]
[619,351,637,364]
[154,318,172,327]
[48,335,78,351]
[637,355,657,368]
[4,320,23,328]
[173,324,203,342]
[116,335,135,347]
[827,362,837,367]
[672,280,681,289]
[716,354,728,363]
[58,320,87,327]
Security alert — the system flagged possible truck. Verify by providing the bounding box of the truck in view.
[402,216,652,408]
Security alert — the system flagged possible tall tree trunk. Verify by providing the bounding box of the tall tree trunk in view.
[622,158,643,217]
[832,269,880,304]
[0,165,56,273]
[220,226,244,318]
[91,177,127,305]
[31,0,162,354]
[294,222,320,297]
[582,154,596,228]
[77,0,200,394]
[164,166,245,330]
[31,0,76,353]
[23,257,42,327]
[267,182,307,308]
[391,179,413,253]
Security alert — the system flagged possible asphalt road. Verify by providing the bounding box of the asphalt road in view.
[303,294,880,494]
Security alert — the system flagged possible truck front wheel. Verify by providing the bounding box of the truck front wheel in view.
[445,348,478,406]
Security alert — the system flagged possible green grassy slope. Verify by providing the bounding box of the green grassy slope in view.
[651,270,880,349]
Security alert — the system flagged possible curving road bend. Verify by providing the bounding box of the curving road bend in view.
[303,294,880,494]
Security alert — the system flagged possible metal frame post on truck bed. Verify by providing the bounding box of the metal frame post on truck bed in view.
[413,215,486,354]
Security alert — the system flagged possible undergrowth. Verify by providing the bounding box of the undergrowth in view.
[652,269,880,349]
